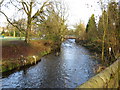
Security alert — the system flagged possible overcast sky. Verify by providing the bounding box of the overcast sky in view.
[64,0,102,29]
[0,0,102,29]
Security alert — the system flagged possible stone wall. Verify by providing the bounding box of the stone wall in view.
[77,59,120,88]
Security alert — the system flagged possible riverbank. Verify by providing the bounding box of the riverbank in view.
[2,39,99,88]
[77,59,120,88]
[75,39,102,60]
[75,39,119,73]
[1,40,59,73]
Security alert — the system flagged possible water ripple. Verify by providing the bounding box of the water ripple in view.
[2,39,98,88]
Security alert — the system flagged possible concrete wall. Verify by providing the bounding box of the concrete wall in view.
[77,59,120,88]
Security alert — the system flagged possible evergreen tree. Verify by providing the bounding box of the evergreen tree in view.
[86,14,98,41]
[98,11,107,40]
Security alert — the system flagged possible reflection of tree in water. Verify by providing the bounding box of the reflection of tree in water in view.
[22,68,28,88]
[22,68,27,76]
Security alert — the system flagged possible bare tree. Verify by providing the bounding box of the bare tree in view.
[98,0,119,63]
[74,21,86,40]
[52,0,68,42]
[38,0,68,44]
[0,0,52,43]
[99,0,109,63]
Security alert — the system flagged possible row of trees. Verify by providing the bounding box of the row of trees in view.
[75,0,119,63]
[0,0,68,44]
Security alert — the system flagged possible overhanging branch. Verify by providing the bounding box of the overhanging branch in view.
[22,2,29,15]
[10,0,21,10]
[0,11,25,34]
[32,0,50,20]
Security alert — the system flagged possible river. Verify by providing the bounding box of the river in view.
[2,39,98,88]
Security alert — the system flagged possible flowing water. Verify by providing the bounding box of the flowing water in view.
[2,39,98,88]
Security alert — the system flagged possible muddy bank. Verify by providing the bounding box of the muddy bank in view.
[1,40,60,73]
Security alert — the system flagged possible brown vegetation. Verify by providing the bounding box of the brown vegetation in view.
[1,40,55,73]
[2,40,53,59]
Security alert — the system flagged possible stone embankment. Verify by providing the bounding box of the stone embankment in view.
[77,59,120,88]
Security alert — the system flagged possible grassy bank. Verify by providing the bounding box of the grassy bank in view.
[1,40,59,73]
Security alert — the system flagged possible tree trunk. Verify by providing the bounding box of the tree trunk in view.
[20,32,21,40]
[25,19,30,43]
[24,2,32,43]
[25,31,29,43]
[101,11,108,63]
[101,11,105,63]
[101,29,106,62]
[25,19,31,43]
[13,30,16,37]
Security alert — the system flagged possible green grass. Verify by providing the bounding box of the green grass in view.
[0,37,25,41]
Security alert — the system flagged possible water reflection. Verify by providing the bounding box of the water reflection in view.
[2,39,98,88]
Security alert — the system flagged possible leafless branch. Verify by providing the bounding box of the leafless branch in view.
[0,11,25,34]
[22,2,29,15]
[10,0,21,10]
[32,0,50,20]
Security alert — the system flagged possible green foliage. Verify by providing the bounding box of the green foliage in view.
[1,30,5,35]
[86,14,98,41]
[41,51,49,56]
[98,16,103,40]
[98,11,108,40]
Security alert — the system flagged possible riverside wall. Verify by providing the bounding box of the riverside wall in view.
[77,59,120,88]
